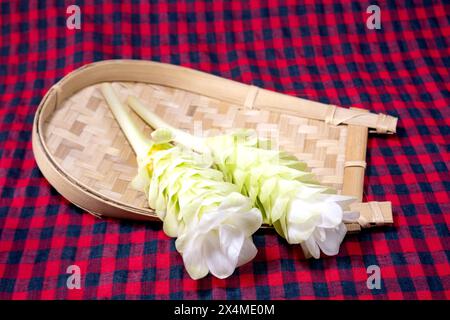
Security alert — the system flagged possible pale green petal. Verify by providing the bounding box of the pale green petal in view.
[151,128,174,144]
[163,206,180,237]
[270,196,290,223]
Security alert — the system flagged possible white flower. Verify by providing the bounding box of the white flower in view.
[286,194,359,258]
[125,95,361,262]
[175,192,262,279]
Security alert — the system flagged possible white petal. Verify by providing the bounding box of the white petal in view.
[318,202,343,228]
[226,208,262,236]
[315,223,347,256]
[193,209,226,234]
[323,194,355,211]
[295,184,327,199]
[286,220,317,243]
[219,192,252,212]
[318,228,326,242]
[203,233,238,279]
[177,236,209,280]
[303,235,320,259]
[219,225,245,266]
[237,237,258,267]
[286,203,320,243]
[288,199,318,224]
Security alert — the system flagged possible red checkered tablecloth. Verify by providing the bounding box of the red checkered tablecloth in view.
[0,0,448,299]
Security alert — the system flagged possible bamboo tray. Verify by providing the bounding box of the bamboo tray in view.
[32,60,397,232]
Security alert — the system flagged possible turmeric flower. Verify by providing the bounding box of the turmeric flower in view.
[101,83,262,279]
[128,97,358,259]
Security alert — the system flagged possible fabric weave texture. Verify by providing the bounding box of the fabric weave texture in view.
[0,0,448,299]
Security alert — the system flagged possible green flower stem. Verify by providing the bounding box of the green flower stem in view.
[100,83,152,159]
[127,95,208,154]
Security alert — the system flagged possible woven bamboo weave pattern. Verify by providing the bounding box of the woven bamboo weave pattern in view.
[43,82,348,211]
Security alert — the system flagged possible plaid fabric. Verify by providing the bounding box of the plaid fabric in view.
[0,0,448,300]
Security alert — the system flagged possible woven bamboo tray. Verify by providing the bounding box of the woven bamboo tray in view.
[32,60,397,232]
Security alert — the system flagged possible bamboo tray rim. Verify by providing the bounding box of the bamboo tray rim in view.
[44,60,398,133]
